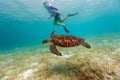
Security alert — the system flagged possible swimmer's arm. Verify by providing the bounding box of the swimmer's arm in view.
[48,15,53,19]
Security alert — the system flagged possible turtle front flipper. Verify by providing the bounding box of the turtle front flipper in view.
[51,30,55,39]
[49,44,62,56]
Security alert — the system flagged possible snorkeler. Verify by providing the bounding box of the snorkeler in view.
[43,1,79,33]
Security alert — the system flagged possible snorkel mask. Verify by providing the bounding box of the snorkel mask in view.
[43,1,51,7]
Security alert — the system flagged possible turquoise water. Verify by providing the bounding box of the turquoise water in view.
[0,0,120,51]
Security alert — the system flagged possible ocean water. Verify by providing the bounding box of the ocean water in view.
[0,0,120,80]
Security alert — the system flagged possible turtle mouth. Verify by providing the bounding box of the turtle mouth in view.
[86,44,91,48]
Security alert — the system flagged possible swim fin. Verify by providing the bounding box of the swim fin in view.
[63,26,69,33]
[67,12,79,16]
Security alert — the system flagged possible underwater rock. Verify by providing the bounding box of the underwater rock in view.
[117,68,120,80]
[7,59,14,64]
[115,48,120,53]
[23,69,34,80]
[17,69,34,80]
[30,62,39,67]
[62,54,73,60]
[48,63,65,71]
[17,68,39,80]
[1,76,9,80]
[103,55,115,63]
[104,73,114,80]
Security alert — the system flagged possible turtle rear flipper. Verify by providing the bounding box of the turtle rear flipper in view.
[49,44,62,56]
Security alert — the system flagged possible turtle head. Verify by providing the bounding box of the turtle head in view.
[42,39,52,44]
[81,42,91,48]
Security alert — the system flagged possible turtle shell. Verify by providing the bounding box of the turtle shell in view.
[52,35,85,47]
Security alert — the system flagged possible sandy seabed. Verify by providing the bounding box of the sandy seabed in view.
[0,33,120,80]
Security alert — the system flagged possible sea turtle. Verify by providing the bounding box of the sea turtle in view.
[42,30,91,56]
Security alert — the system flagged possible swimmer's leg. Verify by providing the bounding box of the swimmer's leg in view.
[54,20,69,33]
[63,25,69,33]
[62,12,79,21]
[67,12,79,16]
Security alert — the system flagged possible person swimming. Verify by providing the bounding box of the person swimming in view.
[43,1,79,33]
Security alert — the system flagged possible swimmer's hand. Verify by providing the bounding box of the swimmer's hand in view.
[48,15,53,19]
